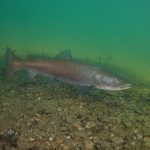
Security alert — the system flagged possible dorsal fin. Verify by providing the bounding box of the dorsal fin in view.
[55,49,72,60]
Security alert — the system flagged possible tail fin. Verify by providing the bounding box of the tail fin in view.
[5,47,21,77]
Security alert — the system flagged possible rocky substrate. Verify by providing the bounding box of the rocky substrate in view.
[0,78,150,150]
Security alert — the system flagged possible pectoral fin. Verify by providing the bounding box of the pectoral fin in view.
[79,86,92,95]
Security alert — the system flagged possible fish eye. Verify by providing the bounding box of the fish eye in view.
[95,74,102,80]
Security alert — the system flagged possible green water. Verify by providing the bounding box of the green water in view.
[0,0,150,85]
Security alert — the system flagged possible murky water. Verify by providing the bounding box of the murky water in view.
[0,0,150,85]
[0,1,150,149]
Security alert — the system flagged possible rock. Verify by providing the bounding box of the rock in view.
[34,118,44,128]
[85,121,96,129]
[3,128,19,147]
[29,137,36,142]
[66,135,71,140]
[84,139,94,149]
[49,136,54,142]
[73,122,84,130]
[0,143,5,150]
[37,97,41,101]
[112,137,123,145]
[100,141,113,150]
[143,128,150,136]
[92,136,100,144]
[37,135,43,140]
[45,141,51,146]
[57,107,63,112]
[144,137,150,148]
[55,138,64,145]
[124,121,132,128]
[136,133,143,140]
[60,126,68,131]
[35,113,42,118]
[63,144,72,150]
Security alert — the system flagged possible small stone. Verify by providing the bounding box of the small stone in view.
[60,126,68,131]
[144,137,150,147]
[112,137,123,145]
[63,144,72,150]
[29,137,36,142]
[143,128,150,136]
[37,97,41,101]
[57,107,63,111]
[110,133,114,138]
[136,133,143,140]
[45,141,51,146]
[73,122,84,130]
[93,136,99,144]
[124,121,132,128]
[130,141,136,146]
[84,139,94,149]
[66,135,71,140]
[3,128,19,147]
[49,136,54,142]
[85,121,96,129]
[35,113,42,118]
[38,135,43,140]
[56,138,64,144]
[100,141,113,150]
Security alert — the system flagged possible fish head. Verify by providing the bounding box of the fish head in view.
[93,71,131,90]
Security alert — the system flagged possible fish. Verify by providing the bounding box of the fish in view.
[5,47,131,91]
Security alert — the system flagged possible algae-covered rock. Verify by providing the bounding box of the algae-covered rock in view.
[85,121,96,129]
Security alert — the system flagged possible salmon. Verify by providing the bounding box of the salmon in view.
[5,47,131,90]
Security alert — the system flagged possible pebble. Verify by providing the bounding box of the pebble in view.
[38,135,43,140]
[144,137,150,147]
[63,144,72,150]
[85,121,96,129]
[143,128,150,136]
[60,126,68,131]
[37,97,41,101]
[45,141,51,146]
[73,122,84,130]
[124,121,132,128]
[112,137,123,145]
[57,107,63,112]
[35,113,42,118]
[49,136,54,142]
[136,133,143,140]
[92,136,100,143]
[66,135,71,140]
[100,141,113,150]
[84,139,94,149]
[29,137,36,142]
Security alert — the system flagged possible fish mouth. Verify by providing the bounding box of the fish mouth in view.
[96,83,131,91]
[112,83,131,90]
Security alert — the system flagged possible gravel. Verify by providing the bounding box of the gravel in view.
[0,78,150,149]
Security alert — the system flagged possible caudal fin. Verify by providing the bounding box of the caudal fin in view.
[5,47,21,77]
